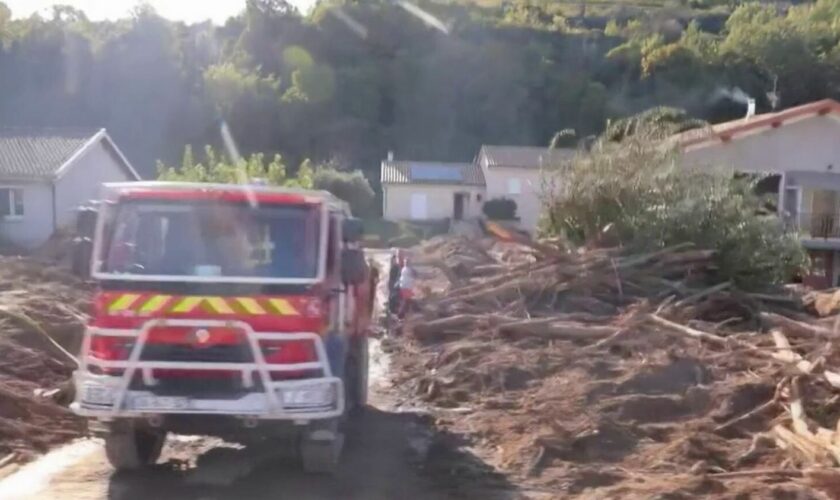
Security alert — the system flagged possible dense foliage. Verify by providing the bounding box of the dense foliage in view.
[2,0,840,191]
[312,166,376,217]
[157,145,314,187]
[541,127,808,289]
[157,145,375,216]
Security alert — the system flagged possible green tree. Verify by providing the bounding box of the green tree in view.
[204,63,281,114]
[542,125,807,289]
[312,166,375,216]
[157,145,297,186]
[157,147,374,216]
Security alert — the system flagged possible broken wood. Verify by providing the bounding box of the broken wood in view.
[761,312,837,339]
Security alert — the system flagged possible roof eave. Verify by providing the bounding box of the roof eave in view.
[0,175,54,183]
[53,129,141,182]
[680,99,840,151]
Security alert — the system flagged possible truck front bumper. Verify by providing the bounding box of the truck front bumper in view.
[72,319,345,421]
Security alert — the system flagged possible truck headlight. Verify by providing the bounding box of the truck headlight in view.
[279,383,335,408]
[83,384,116,405]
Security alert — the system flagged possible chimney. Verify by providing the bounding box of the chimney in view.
[746,98,756,119]
[387,150,394,162]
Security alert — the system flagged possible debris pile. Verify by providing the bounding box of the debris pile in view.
[391,236,840,498]
[0,257,89,463]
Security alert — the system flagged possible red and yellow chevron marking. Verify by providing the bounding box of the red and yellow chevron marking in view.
[107,294,299,316]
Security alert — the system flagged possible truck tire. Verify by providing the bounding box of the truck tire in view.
[345,336,368,415]
[300,433,344,475]
[104,427,166,471]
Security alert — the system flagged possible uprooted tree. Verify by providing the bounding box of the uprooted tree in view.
[539,125,807,290]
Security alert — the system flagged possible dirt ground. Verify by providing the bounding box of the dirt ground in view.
[388,334,815,498]
[0,251,524,500]
[0,256,89,461]
[5,243,838,499]
[382,236,840,499]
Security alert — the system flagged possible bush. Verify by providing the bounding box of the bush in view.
[541,126,807,290]
[483,198,518,220]
[312,167,376,217]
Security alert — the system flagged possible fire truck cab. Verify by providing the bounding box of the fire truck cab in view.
[71,182,373,474]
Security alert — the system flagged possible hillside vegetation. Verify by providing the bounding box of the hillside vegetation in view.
[0,0,838,189]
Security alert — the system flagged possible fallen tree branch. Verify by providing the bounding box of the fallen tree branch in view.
[714,378,786,433]
[0,307,77,366]
[708,468,802,479]
[648,313,729,347]
[761,312,837,339]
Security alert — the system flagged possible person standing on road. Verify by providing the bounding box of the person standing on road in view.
[388,249,403,313]
[397,259,416,318]
[388,250,402,291]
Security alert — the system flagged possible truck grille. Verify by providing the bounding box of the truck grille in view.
[139,344,254,363]
[130,375,263,398]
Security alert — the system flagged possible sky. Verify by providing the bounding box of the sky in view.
[5,0,318,24]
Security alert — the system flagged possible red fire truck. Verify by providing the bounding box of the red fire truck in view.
[70,182,373,474]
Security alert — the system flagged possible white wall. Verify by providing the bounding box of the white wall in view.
[681,116,840,174]
[0,182,54,248]
[482,164,544,232]
[383,184,485,220]
[55,139,136,228]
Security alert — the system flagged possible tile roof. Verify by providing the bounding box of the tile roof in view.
[381,161,485,186]
[478,145,576,169]
[675,98,840,150]
[0,128,104,180]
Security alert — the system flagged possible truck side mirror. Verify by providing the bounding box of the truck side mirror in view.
[342,218,364,243]
[341,248,367,285]
[72,206,98,278]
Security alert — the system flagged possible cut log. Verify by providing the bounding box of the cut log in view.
[771,330,815,374]
[501,321,617,340]
[761,312,837,339]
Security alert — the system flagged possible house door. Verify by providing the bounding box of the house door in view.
[453,193,465,220]
[803,250,833,289]
[811,190,838,238]
[410,193,428,219]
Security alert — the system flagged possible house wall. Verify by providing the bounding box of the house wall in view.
[0,182,54,248]
[383,184,485,220]
[55,139,136,228]
[681,116,840,174]
[482,165,544,232]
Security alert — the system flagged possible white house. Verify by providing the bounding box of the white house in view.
[475,146,575,231]
[381,146,574,233]
[381,159,485,221]
[677,98,840,288]
[0,128,140,249]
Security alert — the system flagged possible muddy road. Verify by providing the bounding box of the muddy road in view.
[0,252,518,500]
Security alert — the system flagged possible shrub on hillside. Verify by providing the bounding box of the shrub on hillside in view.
[312,167,375,217]
[483,198,518,221]
[540,127,807,290]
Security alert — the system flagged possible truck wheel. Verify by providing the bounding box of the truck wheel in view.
[345,336,368,415]
[104,426,166,471]
[300,433,344,475]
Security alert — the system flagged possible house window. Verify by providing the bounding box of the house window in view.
[0,188,23,219]
[476,193,483,202]
[508,178,521,195]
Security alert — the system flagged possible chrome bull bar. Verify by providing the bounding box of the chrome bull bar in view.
[71,318,344,420]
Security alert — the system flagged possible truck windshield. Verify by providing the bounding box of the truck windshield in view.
[99,200,322,280]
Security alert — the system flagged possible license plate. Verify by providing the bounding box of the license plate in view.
[130,396,190,410]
